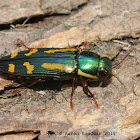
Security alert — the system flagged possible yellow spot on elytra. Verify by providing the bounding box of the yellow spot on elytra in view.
[23,62,34,74]
[42,63,75,73]
[25,49,38,56]
[44,48,77,53]
[8,64,15,73]
[78,69,98,80]
[10,52,18,58]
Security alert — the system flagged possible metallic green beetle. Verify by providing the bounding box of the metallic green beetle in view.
[0,41,112,109]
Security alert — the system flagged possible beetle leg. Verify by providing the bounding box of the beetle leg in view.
[1,80,41,99]
[12,87,26,94]
[12,79,43,94]
[82,41,90,50]
[17,38,35,50]
[82,80,99,109]
[70,77,78,109]
[78,41,90,54]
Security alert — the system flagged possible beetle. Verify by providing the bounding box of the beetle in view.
[0,39,133,109]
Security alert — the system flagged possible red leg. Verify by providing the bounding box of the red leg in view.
[78,41,90,54]
[17,38,35,50]
[70,77,78,109]
[83,41,90,50]
[76,42,90,61]
[12,80,41,94]
[82,80,99,109]
[13,87,26,94]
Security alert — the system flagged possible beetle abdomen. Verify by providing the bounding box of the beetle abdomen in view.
[0,48,78,78]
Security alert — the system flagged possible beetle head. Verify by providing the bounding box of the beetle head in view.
[97,57,112,81]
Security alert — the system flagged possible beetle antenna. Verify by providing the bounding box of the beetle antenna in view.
[111,48,123,62]
[112,48,134,69]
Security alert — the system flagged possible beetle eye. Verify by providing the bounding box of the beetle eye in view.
[98,67,109,80]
